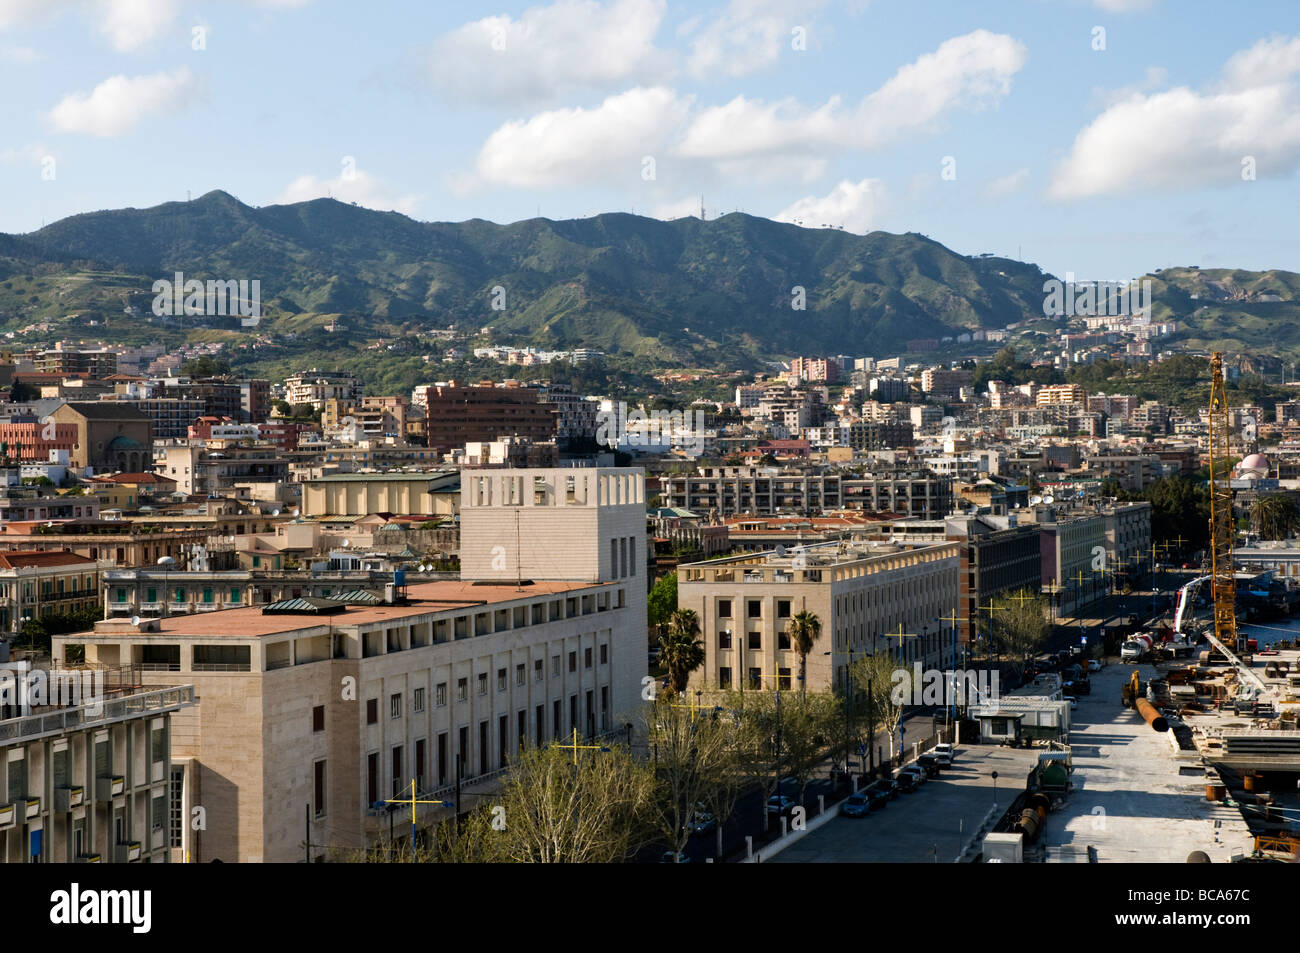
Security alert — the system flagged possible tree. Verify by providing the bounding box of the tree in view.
[646,572,677,636]
[1250,493,1300,540]
[777,691,836,805]
[990,589,1050,677]
[645,693,735,859]
[659,608,705,694]
[719,688,780,832]
[787,610,821,697]
[181,355,231,377]
[850,652,909,763]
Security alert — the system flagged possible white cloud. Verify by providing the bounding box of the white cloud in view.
[986,167,1030,196]
[429,0,669,104]
[48,68,197,137]
[676,30,1026,161]
[773,178,886,233]
[273,169,422,216]
[95,0,176,51]
[685,0,827,79]
[468,86,692,189]
[0,0,47,30]
[1049,33,1300,200]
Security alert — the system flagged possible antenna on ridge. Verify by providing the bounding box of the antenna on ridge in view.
[700,195,705,221]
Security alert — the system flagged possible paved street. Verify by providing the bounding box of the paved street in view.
[767,744,1039,863]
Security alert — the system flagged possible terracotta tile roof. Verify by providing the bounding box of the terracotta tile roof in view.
[0,549,97,569]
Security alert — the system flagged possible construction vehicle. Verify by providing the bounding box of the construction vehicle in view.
[1121,669,1141,708]
[1121,633,1153,662]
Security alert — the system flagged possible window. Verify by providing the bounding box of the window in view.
[568,652,576,673]
[169,767,184,848]
[230,589,241,604]
[150,727,165,764]
[534,659,543,682]
[718,599,732,618]
[748,667,762,689]
[152,794,167,833]
[457,678,468,701]
[719,630,732,649]
[391,746,403,797]
[366,699,378,724]
[747,600,762,619]
[413,687,425,713]
[719,667,732,688]
[778,631,791,650]
[584,647,593,669]
[477,673,488,696]
[778,667,792,691]
[146,587,157,603]
[777,599,791,619]
[202,587,213,604]
[312,705,325,732]
[313,760,326,818]
[436,683,447,707]
[747,631,761,650]
[516,663,526,686]
[114,587,127,603]
[599,643,608,665]
[551,656,560,677]
[367,753,379,807]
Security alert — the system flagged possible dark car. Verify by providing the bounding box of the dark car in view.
[840,793,871,818]
[894,771,918,793]
[916,753,942,777]
[863,780,895,807]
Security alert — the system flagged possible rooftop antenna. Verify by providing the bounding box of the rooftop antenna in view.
[700,195,705,221]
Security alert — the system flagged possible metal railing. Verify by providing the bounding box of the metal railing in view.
[0,685,196,744]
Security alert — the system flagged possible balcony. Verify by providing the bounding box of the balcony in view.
[113,841,142,863]
[150,827,166,850]
[0,803,14,829]
[55,785,85,812]
[25,797,40,819]
[96,775,125,799]
[75,853,102,863]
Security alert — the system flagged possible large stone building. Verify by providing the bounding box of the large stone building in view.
[48,402,153,473]
[53,467,649,862]
[421,383,559,455]
[301,471,461,518]
[0,550,106,634]
[660,466,952,518]
[678,539,961,697]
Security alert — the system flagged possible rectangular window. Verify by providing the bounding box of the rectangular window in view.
[438,734,447,785]
[599,643,608,665]
[367,753,379,807]
[584,647,593,669]
[747,631,761,650]
[719,630,732,649]
[202,587,213,604]
[150,727,165,764]
[313,760,326,818]
[169,768,183,848]
[390,694,403,719]
[457,678,468,701]
[312,705,325,732]
[477,673,488,696]
[778,632,791,650]
[146,587,157,603]
[152,794,167,833]
[777,599,791,619]
[611,539,619,578]
[534,659,543,682]
[230,589,241,604]
[748,667,762,689]
[719,667,732,688]
[778,667,792,691]
[391,746,403,797]
[366,699,378,724]
[413,687,425,713]
[718,599,732,618]
[436,682,447,707]
[551,656,560,678]
[416,740,426,790]
[568,651,576,673]
[497,668,507,692]
[515,663,525,686]
[747,600,762,619]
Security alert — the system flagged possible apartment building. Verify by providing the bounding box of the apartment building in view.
[284,370,359,410]
[660,467,952,519]
[0,551,106,634]
[53,467,648,863]
[678,539,961,696]
[1036,384,1087,407]
[420,383,558,455]
[0,671,196,863]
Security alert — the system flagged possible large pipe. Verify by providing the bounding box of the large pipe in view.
[1135,697,1168,732]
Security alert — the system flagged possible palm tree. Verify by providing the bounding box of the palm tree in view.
[787,610,822,697]
[1250,493,1299,540]
[659,608,705,694]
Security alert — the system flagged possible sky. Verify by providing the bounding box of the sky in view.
[1,0,1299,280]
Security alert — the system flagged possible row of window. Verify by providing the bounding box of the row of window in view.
[716,598,793,620]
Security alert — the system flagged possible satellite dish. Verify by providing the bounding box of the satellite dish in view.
[130,615,140,626]
[157,555,175,567]
[1043,495,1055,505]
[774,545,786,557]
[342,539,351,547]
[1029,495,1043,505]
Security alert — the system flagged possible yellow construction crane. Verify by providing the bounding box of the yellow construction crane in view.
[1207,352,1239,653]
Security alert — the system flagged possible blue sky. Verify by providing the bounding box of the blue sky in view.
[1,0,1299,279]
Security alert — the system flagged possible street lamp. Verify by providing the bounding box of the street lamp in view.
[157,555,175,618]
[991,770,999,807]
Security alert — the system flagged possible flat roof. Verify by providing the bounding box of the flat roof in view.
[81,578,602,639]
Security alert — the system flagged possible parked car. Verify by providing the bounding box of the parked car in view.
[900,764,928,788]
[766,795,797,817]
[916,753,942,777]
[1087,659,1102,672]
[932,743,956,765]
[894,771,918,793]
[840,793,871,818]
[688,807,716,836]
[863,780,896,805]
